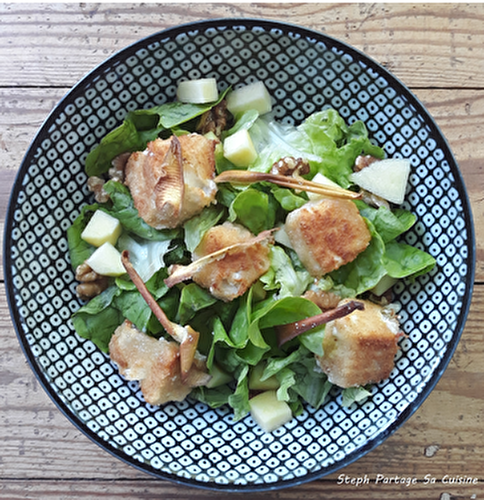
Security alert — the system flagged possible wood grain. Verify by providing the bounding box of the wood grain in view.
[0,3,483,89]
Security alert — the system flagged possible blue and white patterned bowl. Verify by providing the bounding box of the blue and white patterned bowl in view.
[4,19,475,491]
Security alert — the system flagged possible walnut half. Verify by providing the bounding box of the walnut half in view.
[75,262,109,300]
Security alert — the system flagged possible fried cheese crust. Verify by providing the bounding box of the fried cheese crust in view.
[285,198,371,277]
[125,133,217,229]
[192,221,272,302]
[316,299,401,388]
[109,321,209,405]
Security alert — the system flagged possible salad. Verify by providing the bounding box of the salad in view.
[67,78,436,432]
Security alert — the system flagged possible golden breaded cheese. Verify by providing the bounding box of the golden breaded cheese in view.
[285,198,371,277]
[192,221,272,302]
[125,133,217,229]
[316,299,401,388]
[109,321,208,405]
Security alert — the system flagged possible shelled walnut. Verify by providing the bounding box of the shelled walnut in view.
[197,100,229,138]
[75,262,110,300]
[270,156,310,177]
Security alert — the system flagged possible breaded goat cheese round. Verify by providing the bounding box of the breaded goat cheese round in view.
[285,198,371,277]
[192,221,272,302]
[125,133,218,229]
[315,299,401,388]
[109,321,209,406]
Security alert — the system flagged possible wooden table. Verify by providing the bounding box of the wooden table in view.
[1,3,482,499]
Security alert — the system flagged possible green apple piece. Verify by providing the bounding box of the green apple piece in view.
[223,129,257,167]
[81,210,122,247]
[307,172,342,201]
[86,242,125,277]
[176,78,219,104]
[249,362,280,391]
[249,390,292,433]
[350,158,411,205]
[206,364,232,388]
[371,274,398,296]
[226,81,272,115]
[274,223,294,249]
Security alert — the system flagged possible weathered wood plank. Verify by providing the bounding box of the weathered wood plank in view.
[0,3,483,89]
[0,478,481,500]
[1,284,482,483]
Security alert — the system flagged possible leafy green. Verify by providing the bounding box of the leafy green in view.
[85,89,229,177]
[342,386,372,407]
[356,201,416,244]
[271,186,308,211]
[66,204,98,269]
[299,109,384,188]
[177,283,218,325]
[260,246,313,299]
[71,286,123,352]
[330,219,387,296]
[85,119,162,177]
[117,233,171,282]
[183,205,224,253]
[383,241,436,278]
[228,188,277,234]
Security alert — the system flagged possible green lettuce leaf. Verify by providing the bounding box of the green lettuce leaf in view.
[342,386,372,407]
[299,109,384,188]
[177,283,218,325]
[85,119,162,176]
[228,188,277,234]
[356,201,416,243]
[330,219,387,296]
[383,241,436,278]
[260,246,313,298]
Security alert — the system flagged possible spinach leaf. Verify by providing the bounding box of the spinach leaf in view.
[66,203,98,269]
[183,204,224,253]
[177,283,218,325]
[71,286,123,353]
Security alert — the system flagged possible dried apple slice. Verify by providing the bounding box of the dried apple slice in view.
[215,170,361,200]
[154,135,184,220]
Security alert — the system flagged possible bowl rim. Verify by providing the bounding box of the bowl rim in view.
[3,17,476,491]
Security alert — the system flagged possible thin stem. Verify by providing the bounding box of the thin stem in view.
[276,300,365,346]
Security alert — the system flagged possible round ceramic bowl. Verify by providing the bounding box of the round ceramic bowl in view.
[4,19,475,491]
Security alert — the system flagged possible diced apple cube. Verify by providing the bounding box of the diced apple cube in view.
[81,210,122,247]
[226,81,272,115]
[86,242,126,277]
[371,274,398,296]
[249,390,292,433]
[206,364,232,388]
[249,362,280,391]
[307,172,342,201]
[350,158,411,205]
[223,129,258,167]
[273,224,294,249]
[176,78,219,104]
